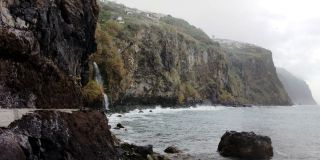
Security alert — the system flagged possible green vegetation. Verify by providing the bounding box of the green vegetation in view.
[90,2,291,106]
[82,80,103,108]
[218,89,234,104]
[177,82,201,104]
[93,22,128,104]
[160,15,213,45]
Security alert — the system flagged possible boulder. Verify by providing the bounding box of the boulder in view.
[118,143,153,159]
[164,145,182,154]
[117,123,125,128]
[2,110,119,160]
[218,131,273,159]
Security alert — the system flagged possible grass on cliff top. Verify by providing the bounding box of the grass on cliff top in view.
[99,1,215,46]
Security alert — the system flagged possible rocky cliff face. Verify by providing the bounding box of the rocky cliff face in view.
[94,2,291,107]
[216,39,292,105]
[0,0,99,108]
[95,2,229,107]
[277,68,317,105]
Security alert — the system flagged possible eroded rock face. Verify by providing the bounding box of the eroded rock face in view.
[218,131,273,159]
[1,110,118,160]
[216,39,292,105]
[0,0,99,108]
[0,129,26,160]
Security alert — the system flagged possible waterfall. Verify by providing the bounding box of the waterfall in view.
[93,62,109,111]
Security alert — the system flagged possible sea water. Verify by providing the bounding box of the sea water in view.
[109,105,320,160]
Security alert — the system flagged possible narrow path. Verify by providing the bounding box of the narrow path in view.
[0,109,78,127]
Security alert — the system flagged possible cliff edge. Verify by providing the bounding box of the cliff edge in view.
[92,2,292,107]
[277,68,317,105]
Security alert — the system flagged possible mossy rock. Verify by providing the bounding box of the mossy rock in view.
[82,80,103,109]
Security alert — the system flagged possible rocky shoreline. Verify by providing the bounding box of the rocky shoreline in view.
[0,0,276,159]
[0,109,196,160]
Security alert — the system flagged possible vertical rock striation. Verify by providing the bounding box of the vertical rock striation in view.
[216,39,292,105]
[0,0,99,108]
[94,2,292,107]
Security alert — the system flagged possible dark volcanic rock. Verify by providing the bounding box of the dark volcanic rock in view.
[164,145,182,154]
[0,0,99,108]
[0,129,26,160]
[118,143,156,160]
[117,123,125,128]
[1,110,118,160]
[218,131,273,159]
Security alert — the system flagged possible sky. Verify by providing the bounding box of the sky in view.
[110,0,320,104]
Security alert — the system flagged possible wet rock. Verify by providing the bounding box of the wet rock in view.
[165,153,194,160]
[149,110,153,112]
[164,145,182,154]
[117,123,125,128]
[135,145,153,156]
[139,110,144,113]
[218,131,273,159]
[3,110,119,160]
[118,143,154,159]
[117,114,123,117]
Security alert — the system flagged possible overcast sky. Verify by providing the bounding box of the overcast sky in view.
[111,0,320,104]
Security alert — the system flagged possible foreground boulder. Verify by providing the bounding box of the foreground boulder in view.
[164,145,182,154]
[0,129,26,160]
[218,131,273,159]
[0,110,118,160]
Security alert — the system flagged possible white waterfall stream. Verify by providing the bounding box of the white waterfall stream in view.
[93,62,109,111]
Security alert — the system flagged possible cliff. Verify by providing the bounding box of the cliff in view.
[93,2,292,107]
[94,2,229,107]
[0,0,99,108]
[215,39,291,105]
[277,68,317,105]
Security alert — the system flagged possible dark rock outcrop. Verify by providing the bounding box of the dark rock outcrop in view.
[164,145,182,154]
[116,123,125,128]
[1,110,118,160]
[0,0,99,108]
[117,143,167,160]
[218,131,273,159]
[0,129,26,160]
[277,68,317,105]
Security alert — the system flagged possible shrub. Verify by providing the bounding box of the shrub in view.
[82,80,103,108]
[218,89,234,104]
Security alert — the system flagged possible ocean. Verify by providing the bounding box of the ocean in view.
[109,105,320,160]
